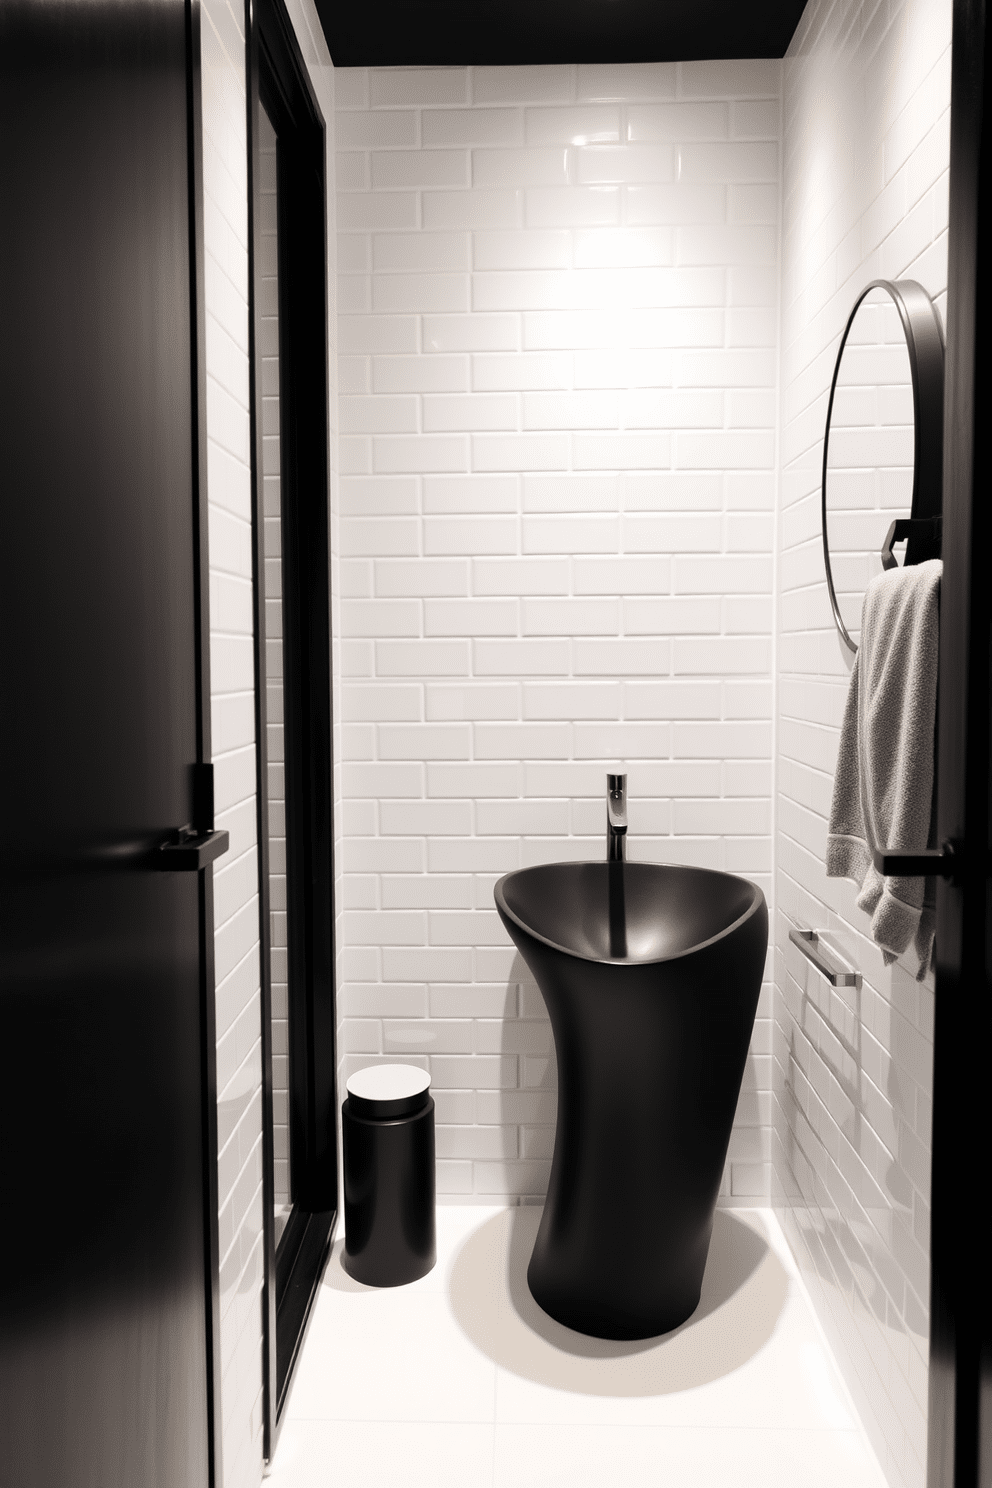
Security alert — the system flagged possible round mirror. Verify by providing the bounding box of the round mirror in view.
[821,279,944,653]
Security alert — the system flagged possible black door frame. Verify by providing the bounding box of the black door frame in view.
[246,0,338,1456]
[928,0,992,1483]
[186,0,224,1478]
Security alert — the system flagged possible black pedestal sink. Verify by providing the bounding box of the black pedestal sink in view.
[494,860,768,1341]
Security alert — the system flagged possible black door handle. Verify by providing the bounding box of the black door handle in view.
[157,828,230,871]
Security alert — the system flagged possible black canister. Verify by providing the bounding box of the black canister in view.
[342,1065,436,1286]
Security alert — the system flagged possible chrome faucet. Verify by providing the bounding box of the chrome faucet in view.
[606,773,627,862]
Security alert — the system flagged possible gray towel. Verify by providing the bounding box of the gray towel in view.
[826,558,941,980]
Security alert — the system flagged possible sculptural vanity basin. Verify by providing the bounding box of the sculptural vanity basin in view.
[494,860,768,1341]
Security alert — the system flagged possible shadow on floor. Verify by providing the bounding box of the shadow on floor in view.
[448,1206,789,1394]
[321,1237,377,1293]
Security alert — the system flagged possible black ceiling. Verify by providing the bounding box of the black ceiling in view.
[318,0,807,67]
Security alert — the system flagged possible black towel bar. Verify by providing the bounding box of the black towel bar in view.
[881,515,943,571]
[871,840,958,878]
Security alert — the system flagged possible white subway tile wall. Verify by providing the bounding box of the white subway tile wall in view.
[335,62,780,1206]
[774,0,949,1484]
[201,0,265,1481]
[257,105,291,1232]
[203,0,337,1484]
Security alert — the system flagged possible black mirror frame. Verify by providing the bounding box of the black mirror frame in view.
[821,277,945,654]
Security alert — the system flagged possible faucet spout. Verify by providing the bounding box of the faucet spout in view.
[607,772,627,862]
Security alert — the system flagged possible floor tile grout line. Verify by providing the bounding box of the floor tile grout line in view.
[284,1416,882,1432]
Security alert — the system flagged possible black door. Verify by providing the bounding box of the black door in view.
[0,3,221,1486]
[927,0,992,1483]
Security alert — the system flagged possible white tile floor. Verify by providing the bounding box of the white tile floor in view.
[265,1205,888,1488]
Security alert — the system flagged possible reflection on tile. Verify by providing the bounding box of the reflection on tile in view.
[268,1206,887,1488]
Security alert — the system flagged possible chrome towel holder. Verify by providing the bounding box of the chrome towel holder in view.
[788,926,862,989]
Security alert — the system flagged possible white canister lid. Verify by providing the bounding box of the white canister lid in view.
[346,1064,431,1119]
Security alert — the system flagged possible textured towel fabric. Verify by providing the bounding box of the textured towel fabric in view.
[826,559,941,980]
